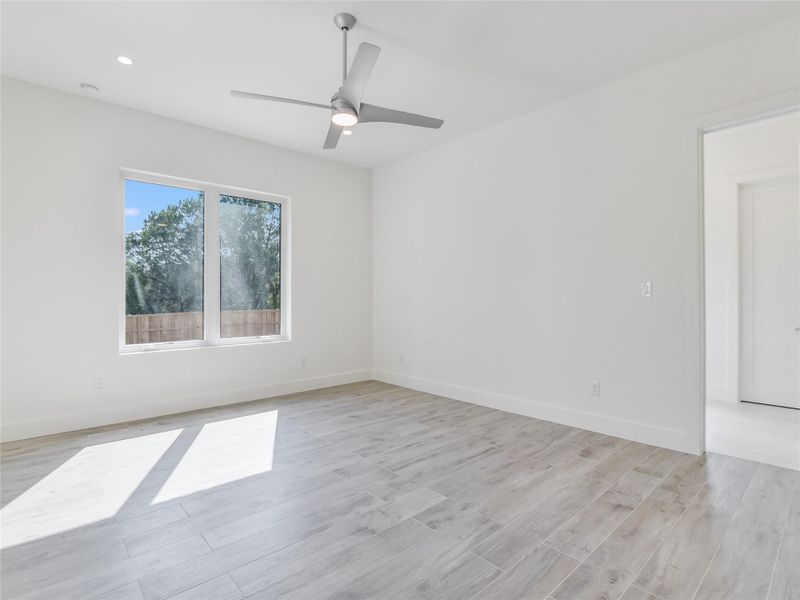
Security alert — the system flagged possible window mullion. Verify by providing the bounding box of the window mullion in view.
[205,186,222,343]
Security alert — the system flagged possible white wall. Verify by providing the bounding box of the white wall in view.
[1,77,373,441]
[704,113,799,403]
[372,17,800,453]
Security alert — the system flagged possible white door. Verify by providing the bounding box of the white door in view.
[739,176,800,409]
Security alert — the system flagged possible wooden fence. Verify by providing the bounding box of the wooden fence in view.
[125,309,280,344]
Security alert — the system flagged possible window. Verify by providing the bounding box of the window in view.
[122,171,288,351]
[124,180,205,344]
[219,195,282,338]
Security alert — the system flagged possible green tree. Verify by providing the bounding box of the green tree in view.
[220,195,281,310]
[125,194,281,315]
[125,196,204,315]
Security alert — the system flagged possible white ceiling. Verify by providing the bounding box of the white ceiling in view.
[2,1,797,168]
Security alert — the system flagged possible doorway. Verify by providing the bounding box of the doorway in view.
[703,111,800,470]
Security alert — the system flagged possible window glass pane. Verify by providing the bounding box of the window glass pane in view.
[124,180,204,344]
[219,195,281,338]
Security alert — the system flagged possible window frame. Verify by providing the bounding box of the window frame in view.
[119,169,291,353]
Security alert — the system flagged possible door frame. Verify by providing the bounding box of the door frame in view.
[683,89,799,455]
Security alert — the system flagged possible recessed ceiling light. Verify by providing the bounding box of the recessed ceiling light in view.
[342,129,353,136]
[79,82,99,93]
[117,55,134,65]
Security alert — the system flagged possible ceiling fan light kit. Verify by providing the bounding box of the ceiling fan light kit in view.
[331,99,358,126]
[230,12,444,149]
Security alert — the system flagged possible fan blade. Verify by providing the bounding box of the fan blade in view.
[358,103,444,129]
[339,43,380,109]
[323,122,343,149]
[230,90,330,110]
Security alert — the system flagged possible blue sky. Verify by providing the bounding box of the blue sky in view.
[124,179,202,233]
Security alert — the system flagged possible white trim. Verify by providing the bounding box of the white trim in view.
[373,370,693,453]
[119,168,291,353]
[0,370,371,442]
[683,89,800,455]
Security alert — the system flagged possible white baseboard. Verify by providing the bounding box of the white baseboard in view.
[373,369,695,454]
[1,370,372,442]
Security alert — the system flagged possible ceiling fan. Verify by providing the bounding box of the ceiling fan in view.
[231,12,444,150]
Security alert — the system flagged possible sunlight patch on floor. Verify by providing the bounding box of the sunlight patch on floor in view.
[153,410,278,504]
[0,429,182,549]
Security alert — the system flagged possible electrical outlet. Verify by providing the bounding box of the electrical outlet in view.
[92,378,105,394]
[640,281,653,298]
[300,357,308,367]
[399,354,405,365]
[591,380,601,396]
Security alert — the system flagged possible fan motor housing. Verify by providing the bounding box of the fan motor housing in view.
[331,97,356,112]
[333,13,356,31]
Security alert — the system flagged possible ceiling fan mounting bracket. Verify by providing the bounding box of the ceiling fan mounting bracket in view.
[333,12,356,31]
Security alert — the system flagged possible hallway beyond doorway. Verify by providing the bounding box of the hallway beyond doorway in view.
[706,397,800,470]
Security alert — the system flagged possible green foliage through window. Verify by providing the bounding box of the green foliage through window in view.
[124,185,282,317]
[220,194,281,311]
[125,195,205,315]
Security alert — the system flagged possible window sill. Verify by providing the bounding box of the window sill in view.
[119,336,290,355]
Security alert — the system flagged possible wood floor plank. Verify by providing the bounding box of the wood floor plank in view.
[137,503,378,600]
[552,562,635,600]
[588,492,688,571]
[634,453,759,600]
[123,471,345,556]
[552,495,685,600]
[426,447,515,497]
[238,518,434,599]
[464,454,595,524]
[619,586,659,600]
[610,467,664,499]
[577,436,631,463]
[379,486,446,518]
[383,436,499,481]
[179,468,342,517]
[200,489,383,549]
[693,464,799,600]
[648,451,724,506]
[474,543,579,600]
[545,487,642,561]
[97,582,145,600]
[15,535,210,600]
[325,531,476,600]
[768,480,800,600]
[473,475,609,569]
[440,447,553,502]
[588,442,657,483]
[2,540,132,594]
[413,496,504,546]
[632,446,687,478]
[227,506,394,596]
[394,551,501,600]
[165,574,242,600]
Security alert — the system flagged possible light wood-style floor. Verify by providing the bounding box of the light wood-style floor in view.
[1,381,798,600]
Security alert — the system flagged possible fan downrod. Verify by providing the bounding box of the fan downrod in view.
[333,12,356,31]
